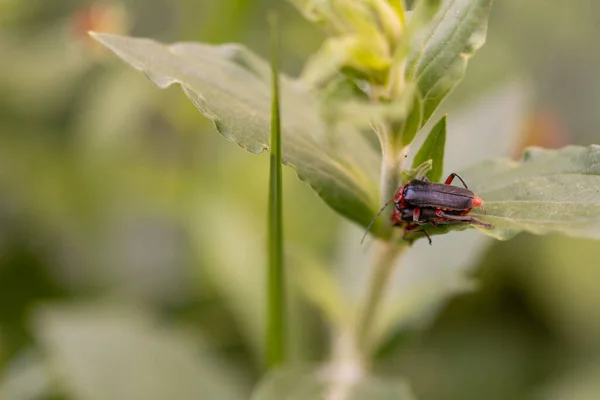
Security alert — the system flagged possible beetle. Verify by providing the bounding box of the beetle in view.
[391,206,492,245]
[360,172,492,244]
[394,173,484,215]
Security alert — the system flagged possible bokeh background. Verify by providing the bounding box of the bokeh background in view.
[1,1,600,399]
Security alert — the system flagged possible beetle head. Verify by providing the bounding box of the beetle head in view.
[472,195,486,214]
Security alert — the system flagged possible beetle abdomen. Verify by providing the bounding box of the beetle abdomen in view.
[403,180,475,210]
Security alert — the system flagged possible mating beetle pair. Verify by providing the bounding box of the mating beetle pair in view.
[363,173,492,244]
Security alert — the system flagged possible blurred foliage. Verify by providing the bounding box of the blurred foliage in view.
[1,0,600,399]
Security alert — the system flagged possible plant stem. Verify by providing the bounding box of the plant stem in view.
[356,240,406,360]
[356,131,409,362]
[266,12,286,369]
[380,145,402,203]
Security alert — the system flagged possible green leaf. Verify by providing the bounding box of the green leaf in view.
[405,0,493,126]
[400,159,432,182]
[411,115,446,182]
[370,0,404,46]
[291,0,390,39]
[266,13,286,369]
[33,304,245,400]
[323,90,415,131]
[301,34,391,87]
[462,145,600,240]
[407,0,442,31]
[294,0,396,86]
[385,0,407,27]
[320,75,369,103]
[398,94,422,146]
[89,32,379,228]
[251,367,416,400]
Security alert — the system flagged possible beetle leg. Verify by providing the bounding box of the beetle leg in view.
[422,229,432,245]
[444,172,469,189]
[409,228,433,245]
[403,223,433,245]
[436,211,493,228]
[391,207,402,226]
[412,207,421,222]
[458,207,474,216]
[401,224,414,244]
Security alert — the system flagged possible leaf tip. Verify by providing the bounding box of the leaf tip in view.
[87,31,109,45]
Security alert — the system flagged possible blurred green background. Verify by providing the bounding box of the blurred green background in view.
[1,1,600,399]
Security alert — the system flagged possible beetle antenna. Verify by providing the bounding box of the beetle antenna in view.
[360,200,392,244]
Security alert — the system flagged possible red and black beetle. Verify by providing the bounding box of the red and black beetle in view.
[361,172,492,244]
[394,173,484,215]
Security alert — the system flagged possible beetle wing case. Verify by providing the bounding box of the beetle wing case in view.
[403,179,475,210]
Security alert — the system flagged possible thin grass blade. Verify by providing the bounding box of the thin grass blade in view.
[266,12,286,369]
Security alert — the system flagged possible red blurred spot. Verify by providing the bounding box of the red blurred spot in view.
[515,109,569,159]
[70,3,128,49]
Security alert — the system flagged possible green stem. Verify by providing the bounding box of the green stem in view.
[266,12,286,369]
[356,131,409,362]
[380,145,403,203]
[356,240,406,361]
